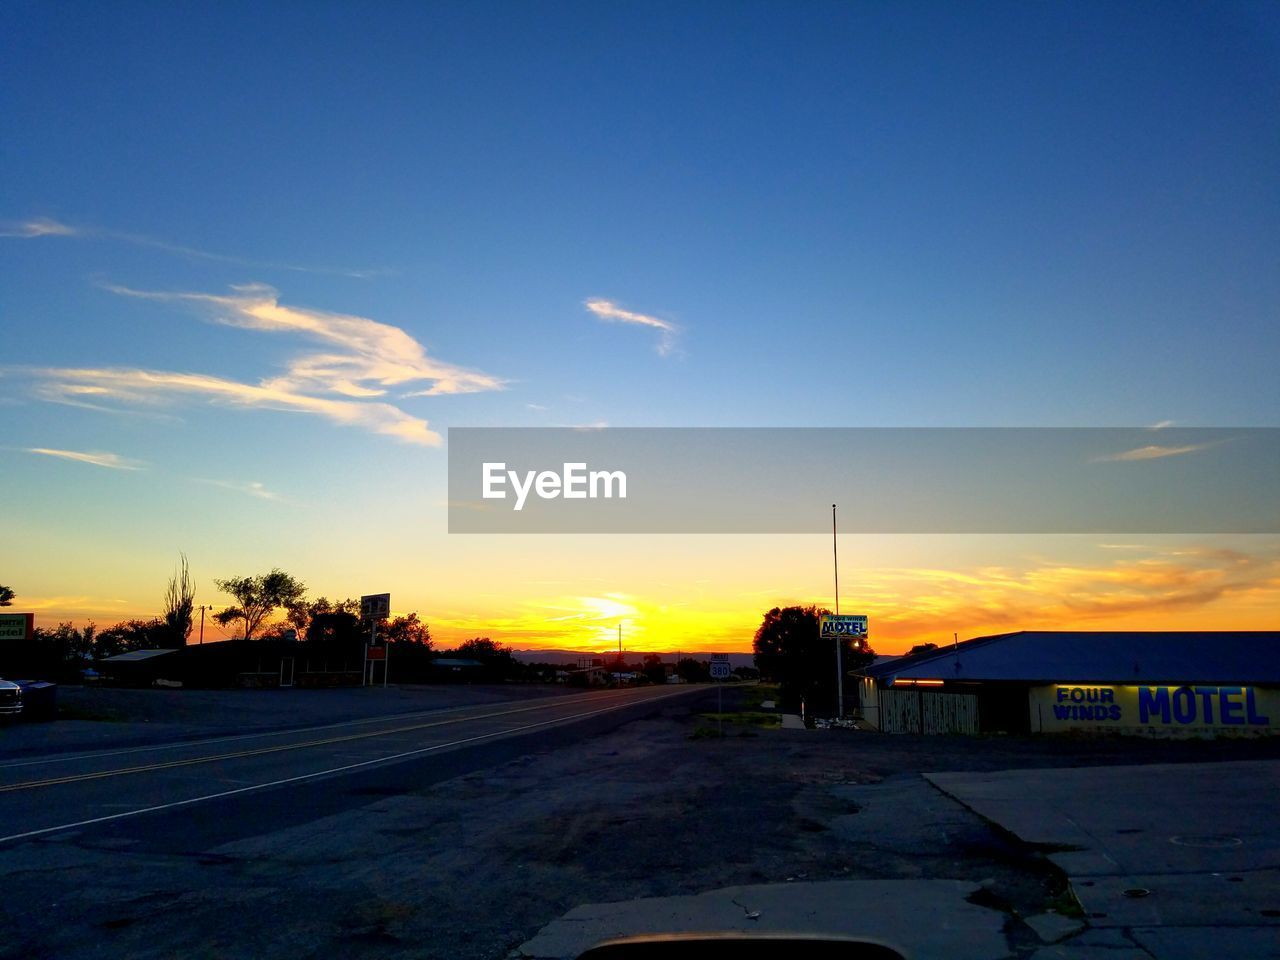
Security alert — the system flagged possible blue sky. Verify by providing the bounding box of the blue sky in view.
[3,1,1278,649]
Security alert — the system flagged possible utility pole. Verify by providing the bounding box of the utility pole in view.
[833,503,844,718]
[198,604,211,645]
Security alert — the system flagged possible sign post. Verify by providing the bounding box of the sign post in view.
[360,593,392,687]
[819,614,869,719]
[710,653,731,736]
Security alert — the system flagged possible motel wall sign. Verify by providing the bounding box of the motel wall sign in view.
[1030,684,1277,736]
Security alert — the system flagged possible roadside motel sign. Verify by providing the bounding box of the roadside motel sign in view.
[360,593,391,621]
[819,614,868,640]
[0,614,34,642]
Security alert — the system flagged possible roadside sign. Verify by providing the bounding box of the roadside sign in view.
[710,652,731,680]
[820,614,868,639]
[0,614,33,641]
[366,646,386,661]
[360,593,391,621]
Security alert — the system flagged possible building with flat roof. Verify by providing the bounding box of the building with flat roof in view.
[858,631,1280,737]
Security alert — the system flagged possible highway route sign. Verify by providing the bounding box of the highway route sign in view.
[710,653,731,680]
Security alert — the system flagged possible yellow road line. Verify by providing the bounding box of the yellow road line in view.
[0,687,701,845]
[0,688,673,793]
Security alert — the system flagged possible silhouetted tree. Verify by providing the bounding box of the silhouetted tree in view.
[213,569,307,640]
[162,553,195,646]
[752,605,873,714]
[906,643,939,657]
[382,612,432,648]
[6,622,97,681]
[642,653,667,685]
[285,596,360,640]
[451,637,517,680]
[0,584,13,607]
[96,618,169,657]
[676,657,710,683]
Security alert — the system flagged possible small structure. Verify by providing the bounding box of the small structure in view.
[427,657,485,682]
[859,631,1280,737]
[96,649,183,686]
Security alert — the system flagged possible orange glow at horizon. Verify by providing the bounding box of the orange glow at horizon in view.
[23,539,1280,657]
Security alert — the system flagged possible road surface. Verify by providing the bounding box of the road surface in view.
[0,684,707,848]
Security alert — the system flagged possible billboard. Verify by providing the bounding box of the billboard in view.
[1030,684,1277,737]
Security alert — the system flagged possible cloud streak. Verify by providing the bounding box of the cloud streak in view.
[845,545,1280,645]
[1094,443,1214,462]
[584,298,679,356]
[28,284,505,446]
[1,217,386,278]
[0,217,79,238]
[196,478,283,501]
[108,283,504,398]
[35,367,443,445]
[27,447,146,470]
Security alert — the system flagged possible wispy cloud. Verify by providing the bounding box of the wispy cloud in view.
[584,298,679,356]
[2,216,386,278]
[845,545,1280,644]
[107,283,503,397]
[30,284,505,446]
[35,367,443,445]
[195,478,283,501]
[0,217,79,238]
[19,594,131,614]
[27,447,146,470]
[1148,420,1176,430]
[1093,443,1214,462]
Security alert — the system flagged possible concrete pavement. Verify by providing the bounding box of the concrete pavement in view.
[925,760,1280,960]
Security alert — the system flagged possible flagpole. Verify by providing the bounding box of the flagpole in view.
[833,503,843,717]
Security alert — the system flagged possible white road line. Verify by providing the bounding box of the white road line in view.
[0,690,628,769]
[0,687,698,844]
[0,689,681,791]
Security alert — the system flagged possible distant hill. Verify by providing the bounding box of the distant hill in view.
[511,649,756,669]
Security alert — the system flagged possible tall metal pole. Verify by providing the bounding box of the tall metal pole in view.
[199,605,206,645]
[833,503,844,718]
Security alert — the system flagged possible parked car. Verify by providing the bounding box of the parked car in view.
[0,678,23,718]
[0,679,57,721]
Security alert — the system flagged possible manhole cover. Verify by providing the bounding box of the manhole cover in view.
[1123,888,1151,898]
[1170,835,1243,848]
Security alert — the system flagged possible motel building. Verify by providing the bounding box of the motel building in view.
[857,631,1280,737]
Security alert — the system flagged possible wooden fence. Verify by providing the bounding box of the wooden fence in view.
[878,688,979,734]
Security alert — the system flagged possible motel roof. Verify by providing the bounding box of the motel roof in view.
[99,648,180,663]
[865,631,1280,685]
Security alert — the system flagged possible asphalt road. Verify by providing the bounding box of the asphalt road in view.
[0,684,708,849]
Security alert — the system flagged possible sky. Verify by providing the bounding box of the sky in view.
[2,1,1278,654]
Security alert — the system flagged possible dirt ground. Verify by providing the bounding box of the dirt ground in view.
[5,686,1280,960]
